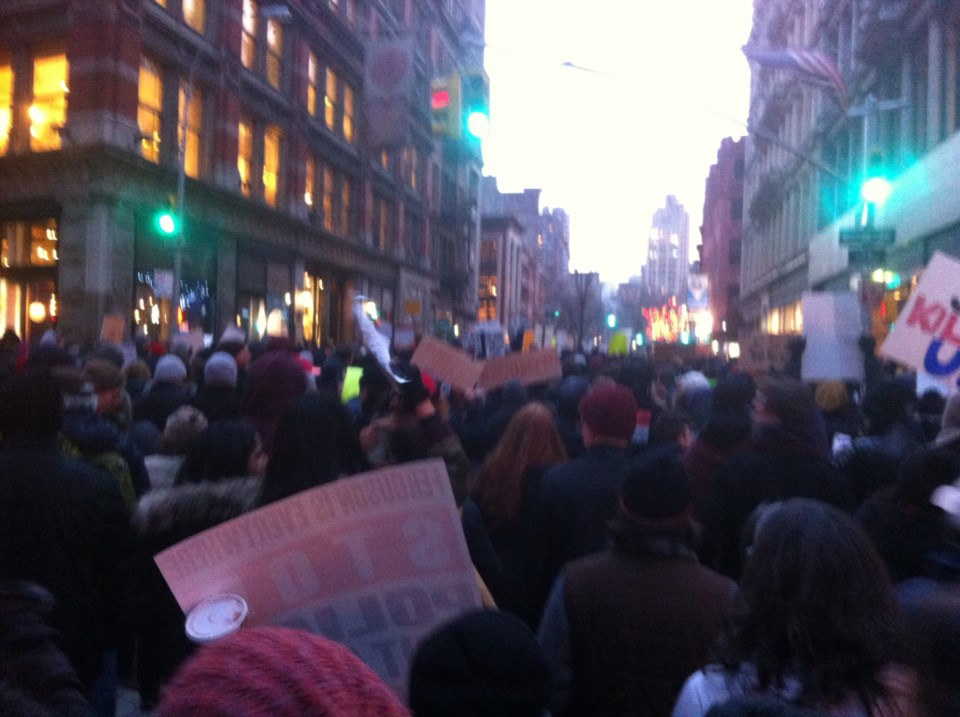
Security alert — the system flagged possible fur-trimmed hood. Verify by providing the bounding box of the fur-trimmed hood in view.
[132,477,262,548]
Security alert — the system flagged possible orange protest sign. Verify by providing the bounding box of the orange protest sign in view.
[410,335,484,392]
[154,459,481,697]
[477,349,562,390]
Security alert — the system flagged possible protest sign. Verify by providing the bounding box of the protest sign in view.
[737,332,793,377]
[155,459,481,697]
[100,314,125,344]
[801,291,865,382]
[409,335,484,392]
[478,348,562,390]
[880,251,960,389]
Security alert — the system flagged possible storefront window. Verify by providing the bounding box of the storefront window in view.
[0,61,12,155]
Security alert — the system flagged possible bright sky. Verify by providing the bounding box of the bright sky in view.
[482,0,755,285]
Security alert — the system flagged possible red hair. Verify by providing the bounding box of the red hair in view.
[471,402,567,525]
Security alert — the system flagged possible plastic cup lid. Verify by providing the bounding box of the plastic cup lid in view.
[185,593,248,644]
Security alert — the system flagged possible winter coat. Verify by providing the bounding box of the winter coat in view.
[0,433,132,689]
[131,476,262,708]
[540,551,736,717]
[0,581,92,717]
[133,382,194,431]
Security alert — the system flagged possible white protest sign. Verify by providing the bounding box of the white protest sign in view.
[801,291,865,382]
[154,459,481,697]
[880,251,960,389]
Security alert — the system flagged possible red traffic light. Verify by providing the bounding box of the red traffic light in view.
[431,89,450,111]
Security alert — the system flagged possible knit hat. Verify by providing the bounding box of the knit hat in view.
[620,448,692,522]
[814,380,848,415]
[155,626,409,717]
[578,383,638,441]
[408,610,551,717]
[154,354,187,384]
[219,325,246,347]
[160,405,208,454]
[203,351,238,388]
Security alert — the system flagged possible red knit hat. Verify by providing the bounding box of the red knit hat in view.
[155,627,410,717]
[579,383,638,441]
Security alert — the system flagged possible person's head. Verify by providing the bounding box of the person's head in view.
[153,354,187,385]
[753,377,817,430]
[813,381,849,416]
[612,448,696,554]
[0,368,63,438]
[176,418,265,484]
[391,363,432,414]
[648,409,693,450]
[408,610,551,717]
[218,325,251,369]
[159,405,209,456]
[578,383,638,448]
[83,357,125,416]
[259,392,369,504]
[203,351,239,389]
[155,626,408,717]
[471,402,567,524]
[718,499,902,708]
[862,379,914,435]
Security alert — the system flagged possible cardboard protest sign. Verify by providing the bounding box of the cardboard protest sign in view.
[478,349,562,390]
[737,332,793,377]
[801,291,865,382]
[154,459,481,698]
[100,314,125,344]
[409,335,484,392]
[880,251,960,389]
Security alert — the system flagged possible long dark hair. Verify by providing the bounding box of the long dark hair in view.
[176,419,261,485]
[259,392,369,505]
[715,499,903,711]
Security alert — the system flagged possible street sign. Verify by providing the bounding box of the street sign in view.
[839,227,896,247]
[847,247,887,267]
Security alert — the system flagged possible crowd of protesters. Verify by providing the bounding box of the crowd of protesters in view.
[0,325,958,716]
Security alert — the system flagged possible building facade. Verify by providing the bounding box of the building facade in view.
[742,0,960,340]
[644,195,690,303]
[0,0,485,347]
[701,136,744,339]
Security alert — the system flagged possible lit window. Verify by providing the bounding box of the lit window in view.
[182,0,205,33]
[304,155,315,207]
[306,52,317,116]
[378,198,388,250]
[30,54,68,152]
[266,18,282,89]
[179,83,202,178]
[0,62,12,156]
[154,0,167,6]
[324,68,337,131]
[343,83,354,143]
[138,60,163,162]
[340,179,351,233]
[263,125,281,207]
[242,0,258,70]
[238,117,253,196]
[322,167,334,231]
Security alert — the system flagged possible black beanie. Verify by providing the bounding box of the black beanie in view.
[408,610,551,717]
[621,448,691,521]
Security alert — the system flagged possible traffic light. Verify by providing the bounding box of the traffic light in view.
[430,75,460,138]
[460,70,489,141]
[606,313,617,329]
[859,151,892,227]
[154,199,180,238]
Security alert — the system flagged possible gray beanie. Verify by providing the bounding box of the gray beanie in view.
[204,351,238,388]
[154,354,187,384]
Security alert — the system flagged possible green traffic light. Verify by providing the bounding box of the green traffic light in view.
[156,210,179,236]
[466,110,489,139]
[861,177,892,206]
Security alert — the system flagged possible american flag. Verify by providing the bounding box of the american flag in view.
[742,46,849,109]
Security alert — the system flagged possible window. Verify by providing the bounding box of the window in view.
[339,179,351,233]
[343,83,354,142]
[377,197,389,250]
[263,126,281,207]
[307,52,318,116]
[304,155,315,208]
[139,59,162,162]
[179,83,202,178]
[322,167,334,230]
[30,54,68,152]
[182,0,205,33]
[324,68,337,131]
[266,18,283,90]
[0,62,12,155]
[153,0,167,6]
[242,0,258,71]
[238,117,253,196]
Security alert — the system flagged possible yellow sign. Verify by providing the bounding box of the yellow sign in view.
[404,300,421,316]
